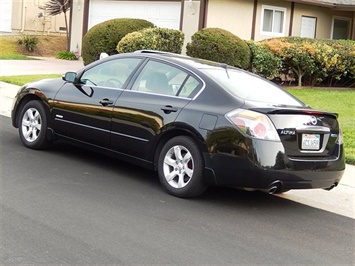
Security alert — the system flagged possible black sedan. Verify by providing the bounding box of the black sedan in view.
[11,51,345,197]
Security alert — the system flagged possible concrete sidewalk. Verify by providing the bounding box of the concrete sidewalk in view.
[0,58,354,219]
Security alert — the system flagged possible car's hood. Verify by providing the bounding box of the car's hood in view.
[20,78,66,99]
[24,78,64,89]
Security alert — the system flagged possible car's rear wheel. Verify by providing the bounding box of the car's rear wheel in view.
[158,136,207,198]
[19,100,49,149]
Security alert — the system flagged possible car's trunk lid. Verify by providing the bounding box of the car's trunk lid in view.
[251,107,341,158]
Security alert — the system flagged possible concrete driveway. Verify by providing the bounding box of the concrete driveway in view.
[0,57,354,219]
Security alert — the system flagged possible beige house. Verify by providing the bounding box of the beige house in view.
[1,0,354,55]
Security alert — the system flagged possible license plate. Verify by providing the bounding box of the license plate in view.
[302,134,320,150]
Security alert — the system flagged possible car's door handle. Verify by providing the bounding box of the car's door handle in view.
[161,105,178,114]
[99,98,114,106]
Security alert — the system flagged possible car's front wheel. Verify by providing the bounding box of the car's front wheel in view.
[158,136,207,198]
[18,100,49,149]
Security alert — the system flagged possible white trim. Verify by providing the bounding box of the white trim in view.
[331,16,351,40]
[260,5,287,37]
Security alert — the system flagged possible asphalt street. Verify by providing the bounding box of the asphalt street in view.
[1,115,355,264]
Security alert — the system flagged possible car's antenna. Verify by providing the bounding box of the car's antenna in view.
[220,63,230,79]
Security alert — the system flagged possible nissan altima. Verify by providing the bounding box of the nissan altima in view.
[11,51,345,197]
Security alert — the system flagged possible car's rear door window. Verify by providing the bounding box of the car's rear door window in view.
[131,60,201,98]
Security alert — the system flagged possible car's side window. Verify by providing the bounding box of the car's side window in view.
[80,58,142,89]
[131,60,201,98]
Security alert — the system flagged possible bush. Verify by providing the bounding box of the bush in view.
[82,18,155,65]
[55,50,77,60]
[246,40,281,79]
[315,39,355,87]
[186,28,251,69]
[263,37,318,86]
[18,35,38,52]
[263,37,355,87]
[117,28,184,54]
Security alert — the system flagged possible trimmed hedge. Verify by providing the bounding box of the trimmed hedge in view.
[246,40,281,79]
[263,37,355,87]
[186,28,251,69]
[82,18,155,65]
[117,28,184,54]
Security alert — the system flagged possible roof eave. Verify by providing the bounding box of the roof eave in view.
[286,0,355,11]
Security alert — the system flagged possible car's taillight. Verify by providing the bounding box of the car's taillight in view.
[336,127,343,145]
[226,109,280,141]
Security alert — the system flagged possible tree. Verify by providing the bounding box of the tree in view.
[40,0,71,51]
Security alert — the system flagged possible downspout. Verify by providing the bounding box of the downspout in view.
[20,0,26,32]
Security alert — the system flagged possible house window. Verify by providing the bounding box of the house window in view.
[261,5,286,36]
[331,17,351,40]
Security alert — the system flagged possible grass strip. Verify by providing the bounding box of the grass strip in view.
[0,74,61,86]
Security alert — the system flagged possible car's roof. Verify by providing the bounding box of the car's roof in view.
[105,50,229,71]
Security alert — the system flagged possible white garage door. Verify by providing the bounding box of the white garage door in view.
[89,1,181,30]
[0,0,12,32]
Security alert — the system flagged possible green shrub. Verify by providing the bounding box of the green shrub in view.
[18,35,38,52]
[263,37,355,87]
[55,50,77,60]
[82,18,155,65]
[117,28,184,54]
[315,39,355,87]
[246,40,281,79]
[263,37,318,86]
[186,28,251,69]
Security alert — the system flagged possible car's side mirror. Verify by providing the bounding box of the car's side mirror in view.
[62,72,76,83]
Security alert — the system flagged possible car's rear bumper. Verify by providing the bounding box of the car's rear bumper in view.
[205,141,345,191]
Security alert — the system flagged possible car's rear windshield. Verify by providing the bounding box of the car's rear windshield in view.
[202,68,304,107]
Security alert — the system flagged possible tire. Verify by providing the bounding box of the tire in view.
[158,136,207,198]
[18,100,49,149]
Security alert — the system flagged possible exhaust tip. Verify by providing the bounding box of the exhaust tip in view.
[266,180,283,194]
[257,180,283,194]
[324,182,339,191]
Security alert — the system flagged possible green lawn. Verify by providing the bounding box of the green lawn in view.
[0,75,353,164]
[288,88,355,165]
[0,75,61,86]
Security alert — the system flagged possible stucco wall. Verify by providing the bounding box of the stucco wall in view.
[182,0,201,54]
[11,0,68,35]
[69,0,85,55]
[206,0,253,40]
